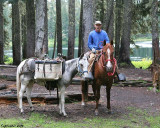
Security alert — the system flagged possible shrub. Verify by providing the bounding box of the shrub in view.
[4,55,13,65]
[131,58,152,69]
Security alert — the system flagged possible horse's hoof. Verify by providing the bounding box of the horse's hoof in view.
[81,102,85,106]
[59,112,67,117]
[20,111,24,115]
[62,111,67,117]
[30,107,34,111]
[153,87,157,93]
[95,111,99,116]
[59,112,63,116]
[20,109,24,113]
[106,109,112,114]
[63,114,68,117]
[108,111,112,114]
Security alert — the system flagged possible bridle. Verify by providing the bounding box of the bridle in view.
[101,49,117,76]
[77,58,88,76]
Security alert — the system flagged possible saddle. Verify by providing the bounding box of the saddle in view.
[88,51,126,81]
[87,51,101,78]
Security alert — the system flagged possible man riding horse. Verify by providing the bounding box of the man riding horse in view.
[86,21,119,80]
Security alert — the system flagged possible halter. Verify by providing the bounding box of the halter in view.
[101,50,117,76]
[77,59,88,76]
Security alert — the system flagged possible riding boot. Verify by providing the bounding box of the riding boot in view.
[85,71,94,80]
[114,65,126,81]
[84,53,95,80]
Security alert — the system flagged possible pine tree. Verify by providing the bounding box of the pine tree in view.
[68,0,75,59]
[35,0,48,58]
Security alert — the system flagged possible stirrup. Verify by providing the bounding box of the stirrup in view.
[118,73,126,81]
[85,72,94,80]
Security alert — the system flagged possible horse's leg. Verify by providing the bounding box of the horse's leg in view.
[58,85,62,115]
[26,81,34,111]
[95,85,100,116]
[106,84,112,114]
[58,84,67,116]
[81,81,88,106]
[19,83,27,113]
[97,85,101,105]
[92,82,96,98]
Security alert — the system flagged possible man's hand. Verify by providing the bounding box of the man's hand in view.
[92,48,96,54]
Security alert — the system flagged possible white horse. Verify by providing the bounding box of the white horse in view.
[16,53,89,116]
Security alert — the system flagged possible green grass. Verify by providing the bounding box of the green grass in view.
[133,38,152,42]
[0,108,160,128]
[148,87,160,93]
[131,58,152,69]
[146,115,160,128]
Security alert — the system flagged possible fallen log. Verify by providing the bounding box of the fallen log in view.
[0,65,17,68]
[0,75,16,81]
[0,84,7,90]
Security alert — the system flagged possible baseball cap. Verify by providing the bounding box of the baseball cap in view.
[95,21,102,25]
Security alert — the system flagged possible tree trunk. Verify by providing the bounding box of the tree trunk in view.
[68,0,75,60]
[0,2,4,64]
[119,0,132,65]
[35,0,48,58]
[93,0,98,22]
[19,0,26,59]
[12,0,22,65]
[151,0,159,87]
[151,0,159,65]
[56,0,62,55]
[78,0,83,57]
[115,0,122,60]
[26,0,35,58]
[100,0,104,24]
[22,12,27,59]
[44,0,48,55]
[93,0,104,23]
[105,0,114,41]
[52,22,57,59]
[82,0,93,53]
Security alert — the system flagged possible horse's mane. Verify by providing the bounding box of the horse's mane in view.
[65,58,78,67]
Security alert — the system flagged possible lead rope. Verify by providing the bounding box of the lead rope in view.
[100,52,117,76]
[107,58,117,76]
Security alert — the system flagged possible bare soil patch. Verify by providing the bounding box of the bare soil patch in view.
[1,67,159,121]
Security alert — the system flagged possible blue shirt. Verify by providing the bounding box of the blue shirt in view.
[88,30,110,50]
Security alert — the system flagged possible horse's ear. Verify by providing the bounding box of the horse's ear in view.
[110,40,113,45]
[79,53,84,59]
[103,40,106,46]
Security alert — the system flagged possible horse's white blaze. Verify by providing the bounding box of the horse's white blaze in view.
[106,48,112,68]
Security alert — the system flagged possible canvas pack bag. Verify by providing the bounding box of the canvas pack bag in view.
[34,60,62,80]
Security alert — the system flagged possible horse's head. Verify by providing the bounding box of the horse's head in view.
[78,53,90,80]
[101,40,115,72]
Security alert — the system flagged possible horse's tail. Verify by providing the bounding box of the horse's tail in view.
[16,60,26,106]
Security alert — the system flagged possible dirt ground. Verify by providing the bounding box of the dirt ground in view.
[1,67,160,121]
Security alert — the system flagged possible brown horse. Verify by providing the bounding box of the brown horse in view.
[81,40,117,115]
